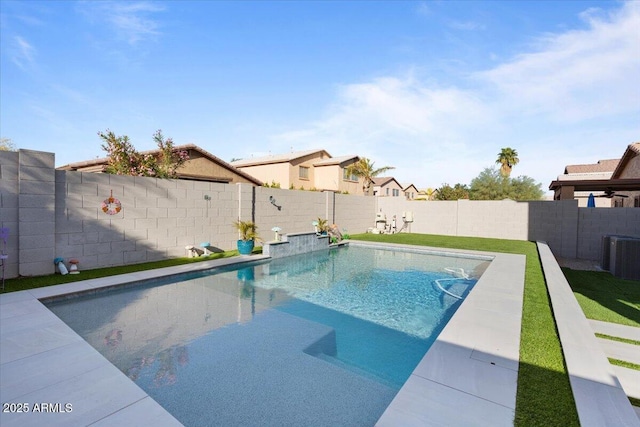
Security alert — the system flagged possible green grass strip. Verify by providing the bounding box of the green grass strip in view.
[0,247,262,294]
[349,233,579,426]
[596,333,640,346]
[563,268,640,328]
[609,358,640,371]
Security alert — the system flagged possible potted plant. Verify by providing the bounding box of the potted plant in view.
[314,217,329,235]
[233,220,259,255]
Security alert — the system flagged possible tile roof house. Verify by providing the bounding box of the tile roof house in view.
[402,184,419,200]
[549,143,640,207]
[371,177,404,197]
[230,149,364,194]
[610,143,640,207]
[57,144,263,186]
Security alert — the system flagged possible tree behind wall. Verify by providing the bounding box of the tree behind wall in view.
[436,183,470,200]
[99,130,188,178]
[470,167,543,201]
[496,147,520,177]
[346,157,395,195]
[0,138,16,151]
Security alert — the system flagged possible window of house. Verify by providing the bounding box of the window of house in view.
[342,168,358,181]
[634,196,640,207]
[392,189,399,197]
[614,198,624,208]
[299,166,309,180]
[386,188,389,196]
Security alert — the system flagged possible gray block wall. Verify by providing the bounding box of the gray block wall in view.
[2,149,638,279]
[577,208,640,261]
[254,187,329,240]
[54,171,240,270]
[0,151,19,278]
[19,151,56,276]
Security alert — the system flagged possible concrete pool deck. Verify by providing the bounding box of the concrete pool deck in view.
[0,244,525,426]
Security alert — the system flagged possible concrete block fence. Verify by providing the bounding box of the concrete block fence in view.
[1,149,639,279]
[376,197,639,260]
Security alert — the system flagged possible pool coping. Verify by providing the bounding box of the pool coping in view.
[1,244,525,426]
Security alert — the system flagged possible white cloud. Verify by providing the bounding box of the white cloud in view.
[449,20,485,31]
[415,2,431,17]
[11,35,35,69]
[78,1,164,45]
[477,0,640,122]
[272,74,496,186]
[269,2,640,190]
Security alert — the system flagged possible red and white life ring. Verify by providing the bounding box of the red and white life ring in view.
[101,194,122,215]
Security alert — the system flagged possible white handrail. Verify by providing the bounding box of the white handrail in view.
[434,278,464,300]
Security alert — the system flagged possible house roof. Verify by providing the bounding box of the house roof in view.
[371,177,401,187]
[402,183,418,191]
[57,144,263,185]
[550,142,640,193]
[549,178,640,192]
[564,158,620,174]
[230,149,330,167]
[611,142,640,179]
[313,155,359,167]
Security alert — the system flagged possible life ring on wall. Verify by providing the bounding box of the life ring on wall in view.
[101,192,122,215]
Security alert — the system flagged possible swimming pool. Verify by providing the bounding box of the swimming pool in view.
[46,245,491,426]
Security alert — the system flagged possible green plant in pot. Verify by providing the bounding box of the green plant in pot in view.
[314,217,329,235]
[233,220,259,255]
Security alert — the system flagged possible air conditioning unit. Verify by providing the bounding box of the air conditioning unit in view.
[608,236,640,280]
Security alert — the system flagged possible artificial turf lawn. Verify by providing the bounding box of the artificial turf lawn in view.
[562,268,640,328]
[608,358,640,371]
[0,247,260,294]
[350,233,579,426]
[596,333,640,346]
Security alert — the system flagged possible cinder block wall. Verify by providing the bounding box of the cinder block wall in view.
[375,197,616,260]
[375,199,449,235]
[0,151,19,278]
[528,200,579,259]
[335,193,376,235]
[254,187,328,239]
[54,171,240,271]
[2,149,638,278]
[577,208,640,260]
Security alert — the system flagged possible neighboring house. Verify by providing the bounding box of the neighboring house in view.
[371,177,404,197]
[402,184,419,200]
[610,143,640,207]
[230,149,364,194]
[57,144,263,186]
[549,142,640,207]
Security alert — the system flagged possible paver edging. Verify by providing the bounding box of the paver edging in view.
[537,241,639,427]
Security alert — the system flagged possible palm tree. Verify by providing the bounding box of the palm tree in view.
[425,187,436,201]
[496,147,519,177]
[346,157,395,195]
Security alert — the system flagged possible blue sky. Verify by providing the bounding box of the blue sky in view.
[1,1,639,193]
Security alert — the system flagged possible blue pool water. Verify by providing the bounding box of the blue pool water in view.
[46,245,490,427]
